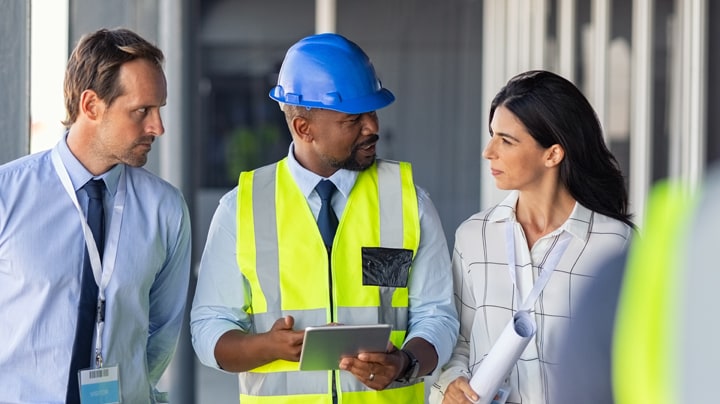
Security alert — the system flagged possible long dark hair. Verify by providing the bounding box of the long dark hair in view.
[489,70,634,228]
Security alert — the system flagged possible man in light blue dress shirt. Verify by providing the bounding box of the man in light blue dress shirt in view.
[190,33,458,403]
[0,28,191,403]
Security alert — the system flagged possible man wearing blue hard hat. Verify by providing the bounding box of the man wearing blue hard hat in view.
[191,32,459,403]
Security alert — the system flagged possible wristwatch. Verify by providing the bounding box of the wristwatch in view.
[396,348,420,382]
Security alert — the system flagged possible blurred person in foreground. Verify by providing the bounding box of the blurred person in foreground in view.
[0,28,191,403]
[555,162,720,404]
[190,32,458,403]
[431,70,634,404]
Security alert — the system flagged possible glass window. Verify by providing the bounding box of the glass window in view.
[196,0,314,188]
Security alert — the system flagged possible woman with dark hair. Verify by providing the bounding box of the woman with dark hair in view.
[430,70,634,404]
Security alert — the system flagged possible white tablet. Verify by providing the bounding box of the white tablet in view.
[298,324,392,371]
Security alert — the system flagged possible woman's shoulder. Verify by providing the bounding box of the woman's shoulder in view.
[589,211,634,237]
[572,202,633,241]
[577,211,635,254]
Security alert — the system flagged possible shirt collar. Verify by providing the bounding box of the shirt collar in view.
[487,190,593,241]
[55,131,123,196]
[487,190,519,223]
[286,142,358,199]
[562,201,594,241]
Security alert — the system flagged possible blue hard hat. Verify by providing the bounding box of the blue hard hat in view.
[269,33,395,114]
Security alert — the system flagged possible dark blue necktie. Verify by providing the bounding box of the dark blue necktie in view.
[315,180,338,248]
[66,179,105,404]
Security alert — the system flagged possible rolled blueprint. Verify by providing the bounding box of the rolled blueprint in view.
[468,310,537,404]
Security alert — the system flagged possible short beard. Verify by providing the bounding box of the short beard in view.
[334,153,375,171]
[330,135,379,171]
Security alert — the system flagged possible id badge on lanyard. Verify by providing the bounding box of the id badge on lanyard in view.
[51,150,126,403]
[79,365,121,403]
[490,381,511,404]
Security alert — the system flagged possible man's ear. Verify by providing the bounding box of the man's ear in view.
[545,144,565,168]
[79,89,103,121]
[292,115,312,143]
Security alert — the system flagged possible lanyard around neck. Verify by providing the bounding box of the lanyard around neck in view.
[504,221,572,311]
[51,149,127,366]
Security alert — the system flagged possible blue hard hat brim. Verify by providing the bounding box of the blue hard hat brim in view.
[269,87,395,114]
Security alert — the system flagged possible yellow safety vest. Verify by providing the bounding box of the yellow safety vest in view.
[236,158,424,403]
[612,181,695,404]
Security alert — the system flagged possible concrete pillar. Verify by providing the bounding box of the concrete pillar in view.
[0,0,31,163]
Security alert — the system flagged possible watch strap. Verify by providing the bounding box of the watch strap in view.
[397,348,419,382]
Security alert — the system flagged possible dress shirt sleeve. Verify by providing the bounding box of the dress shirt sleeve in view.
[146,193,192,386]
[190,189,253,370]
[405,186,460,369]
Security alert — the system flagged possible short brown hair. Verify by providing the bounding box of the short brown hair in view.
[62,28,164,127]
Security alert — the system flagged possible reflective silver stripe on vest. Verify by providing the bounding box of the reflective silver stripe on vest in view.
[252,309,326,332]
[251,164,281,331]
[243,368,389,397]
[337,306,407,332]
[376,161,406,327]
[377,160,404,248]
[241,370,329,396]
[255,307,407,336]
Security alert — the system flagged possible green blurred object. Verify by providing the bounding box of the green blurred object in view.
[225,125,282,182]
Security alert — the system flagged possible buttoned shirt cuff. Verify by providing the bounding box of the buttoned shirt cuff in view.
[434,366,472,396]
[407,324,457,370]
[192,321,245,371]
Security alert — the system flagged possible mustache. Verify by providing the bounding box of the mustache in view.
[356,134,379,148]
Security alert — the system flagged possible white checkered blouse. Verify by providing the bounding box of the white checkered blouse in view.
[432,191,633,404]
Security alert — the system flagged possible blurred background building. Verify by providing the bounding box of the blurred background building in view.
[1,0,718,402]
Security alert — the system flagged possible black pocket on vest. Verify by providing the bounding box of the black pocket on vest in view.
[361,247,412,287]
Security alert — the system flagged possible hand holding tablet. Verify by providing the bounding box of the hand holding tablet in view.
[298,324,392,370]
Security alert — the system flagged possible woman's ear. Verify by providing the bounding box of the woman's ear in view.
[545,144,565,167]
